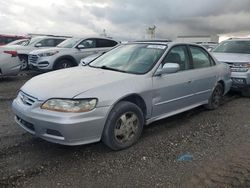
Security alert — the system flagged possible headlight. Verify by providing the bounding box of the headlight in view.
[231,63,250,72]
[41,99,97,113]
[38,51,59,57]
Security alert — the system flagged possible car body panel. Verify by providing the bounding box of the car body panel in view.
[0,51,21,76]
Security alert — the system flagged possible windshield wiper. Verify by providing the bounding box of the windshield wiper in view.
[99,66,127,73]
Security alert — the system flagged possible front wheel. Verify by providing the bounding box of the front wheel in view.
[54,59,74,70]
[204,83,224,110]
[102,101,144,150]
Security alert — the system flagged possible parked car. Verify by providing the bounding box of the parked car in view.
[0,34,29,46]
[0,36,67,70]
[12,41,231,150]
[6,38,30,46]
[28,37,118,71]
[213,38,250,97]
[0,50,20,76]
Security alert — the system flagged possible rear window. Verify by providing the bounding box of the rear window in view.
[96,39,118,48]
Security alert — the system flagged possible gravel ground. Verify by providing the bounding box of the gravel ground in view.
[0,72,250,188]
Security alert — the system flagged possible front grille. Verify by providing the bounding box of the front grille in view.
[28,54,39,64]
[19,91,37,106]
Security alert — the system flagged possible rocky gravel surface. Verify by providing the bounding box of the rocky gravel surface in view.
[0,73,250,188]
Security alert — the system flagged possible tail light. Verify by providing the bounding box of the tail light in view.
[3,50,18,57]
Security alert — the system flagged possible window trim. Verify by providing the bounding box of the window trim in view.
[188,45,214,69]
[78,38,97,49]
[159,44,191,72]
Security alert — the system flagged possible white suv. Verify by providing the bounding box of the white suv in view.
[28,37,118,71]
[0,36,66,70]
[213,38,250,97]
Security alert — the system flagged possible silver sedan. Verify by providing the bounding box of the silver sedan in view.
[12,41,232,150]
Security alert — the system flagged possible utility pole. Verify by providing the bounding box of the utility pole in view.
[146,25,156,39]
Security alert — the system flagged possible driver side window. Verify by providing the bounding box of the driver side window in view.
[162,46,190,71]
[79,39,96,48]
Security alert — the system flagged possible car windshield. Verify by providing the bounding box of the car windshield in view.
[57,38,81,48]
[213,40,250,54]
[89,43,166,74]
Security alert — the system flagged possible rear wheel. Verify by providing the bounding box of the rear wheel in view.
[205,83,224,110]
[102,101,144,150]
[54,59,74,70]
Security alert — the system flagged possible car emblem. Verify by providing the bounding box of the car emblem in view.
[20,93,29,104]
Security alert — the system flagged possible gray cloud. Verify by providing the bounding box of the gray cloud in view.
[0,0,250,40]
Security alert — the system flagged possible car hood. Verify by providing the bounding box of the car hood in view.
[21,67,136,100]
[213,52,250,63]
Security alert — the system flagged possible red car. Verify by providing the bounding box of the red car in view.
[0,34,30,46]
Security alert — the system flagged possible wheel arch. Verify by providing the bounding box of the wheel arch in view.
[53,55,78,69]
[112,94,148,120]
[217,80,225,94]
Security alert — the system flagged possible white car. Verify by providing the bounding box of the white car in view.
[0,49,20,76]
[0,36,66,70]
[28,37,118,71]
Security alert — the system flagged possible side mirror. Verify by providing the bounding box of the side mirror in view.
[155,63,180,76]
[35,43,42,47]
[77,44,85,49]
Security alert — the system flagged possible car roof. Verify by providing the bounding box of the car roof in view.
[32,36,67,39]
[226,38,250,41]
[126,40,204,47]
[70,37,118,41]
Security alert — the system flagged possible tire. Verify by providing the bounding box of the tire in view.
[204,83,224,110]
[102,101,144,150]
[54,59,74,70]
[19,55,28,70]
[242,88,250,98]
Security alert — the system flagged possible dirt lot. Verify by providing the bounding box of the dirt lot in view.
[0,73,250,188]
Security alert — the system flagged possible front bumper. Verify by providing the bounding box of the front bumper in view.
[231,71,250,91]
[28,55,54,71]
[12,97,110,146]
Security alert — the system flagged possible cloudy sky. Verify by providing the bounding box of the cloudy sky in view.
[1,0,250,40]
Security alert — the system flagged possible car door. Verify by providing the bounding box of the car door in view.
[187,45,218,103]
[152,45,196,118]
